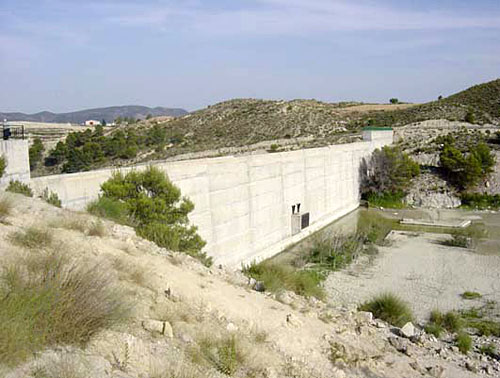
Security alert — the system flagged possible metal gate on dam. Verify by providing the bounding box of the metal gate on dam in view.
[2,128,393,267]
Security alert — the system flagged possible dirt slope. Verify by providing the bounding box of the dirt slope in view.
[0,194,493,378]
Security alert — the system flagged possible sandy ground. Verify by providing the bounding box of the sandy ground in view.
[326,230,500,321]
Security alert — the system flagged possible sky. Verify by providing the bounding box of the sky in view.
[1,0,499,113]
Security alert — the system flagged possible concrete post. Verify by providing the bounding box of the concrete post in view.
[0,139,30,188]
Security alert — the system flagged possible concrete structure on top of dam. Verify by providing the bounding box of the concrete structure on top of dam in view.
[2,128,393,267]
[0,139,30,188]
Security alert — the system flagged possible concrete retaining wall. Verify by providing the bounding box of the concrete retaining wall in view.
[30,130,392,267]
[0,140,30,188]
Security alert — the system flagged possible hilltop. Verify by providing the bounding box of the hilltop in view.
[30,78,500,176]
[0,105,188,124]
[365,78,500,127]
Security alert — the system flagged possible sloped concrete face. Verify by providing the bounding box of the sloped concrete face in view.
[0,140,30,188]
[30,131,392,267]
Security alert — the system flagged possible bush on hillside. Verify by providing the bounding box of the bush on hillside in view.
[439,142,495,190]
[87,197,130,225]
[40,188,62,208]
[360,146,420,207]
[461,193,500,209]
[6,180,33,197]
[94,166,209,265]
[243,261,325,299]
[0,250,126,365]
[359,293,413,327]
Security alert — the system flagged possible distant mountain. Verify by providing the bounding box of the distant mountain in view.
[0,105,188,124]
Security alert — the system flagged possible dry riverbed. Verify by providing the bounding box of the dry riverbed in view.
[325,230,500,321]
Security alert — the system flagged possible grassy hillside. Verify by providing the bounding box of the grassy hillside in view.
[365,78,500,127]
[33,78,500,176]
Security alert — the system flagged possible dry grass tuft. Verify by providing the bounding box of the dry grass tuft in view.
[8,227,53,249]
[0,249,127,366]
[51,216,88,233]
[191,333,246,376]
[87,220,107,237]
[31,353,90,378]
[0,195,13,223]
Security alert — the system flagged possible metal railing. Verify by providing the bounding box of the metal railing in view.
[1,123,25,140]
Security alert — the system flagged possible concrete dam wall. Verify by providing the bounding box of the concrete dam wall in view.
[27,129,393,267]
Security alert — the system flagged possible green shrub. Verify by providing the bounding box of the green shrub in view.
[96,167,208,265]
[456,332,472,354]
[87,197,129,225]
[269,143,279,153]
[0,155,6,178]
[439,311,464,333]
[41,188,62,208]
[6,180,33,197]
[426,309,463,336]
[357,211,395,245]
[365,191,406,209]
[467,319,500,337]
[358,293,413,327]
[424,322,444,338]
[461,291,482,300]
[29,137,44,171]
[138,222,210,266]
[8,227,53,250]
[243,261,325,299]
[479,343,497,357]
[360,146,419,206]
[461,193,500,210]
[0,250,126,365]
[440,142,495,190]
[303,233,365,272]
[197,335,243,376]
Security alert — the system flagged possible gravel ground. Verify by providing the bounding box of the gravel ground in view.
[325,230,500,321]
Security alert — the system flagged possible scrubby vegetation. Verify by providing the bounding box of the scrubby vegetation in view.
[424,304,500,355]
[461,291,482,300]
[439,140,495,190]
[0,249,126,365]
[363,78,500,127]
[456,332,472,354]
[29,137,44,171]
[87,196,129,225]
[40,188,62,208]
[6,180,33,197]
[242,261,325,299]
[358,293,413,327]
[426,310,464,334]
[91,167,210,266]
[461,193,500,210]
[44,124,185,173]
[0,155,6,178]
[8,227,53,250]
[360,146,420,208]
[0,196,12,223]
[441,223,486,249]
